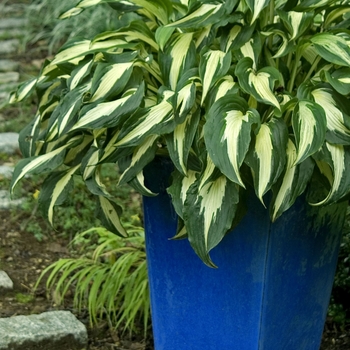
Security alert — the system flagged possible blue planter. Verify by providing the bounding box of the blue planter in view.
[143,159,347,350]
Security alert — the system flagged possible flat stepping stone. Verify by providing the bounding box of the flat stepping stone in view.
[0,190,24,209]
[0,72,19,84]
[0,271,13,293]
[0,39,20,55]
[0,18,27,30]
[0,59,19,72]
[0,311,88,350]
[0,165,14,178]
[0,132,19,154]
[0,28,26,39]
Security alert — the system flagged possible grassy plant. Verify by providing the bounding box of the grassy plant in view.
[36,226,149,335]
[22,0,125,56]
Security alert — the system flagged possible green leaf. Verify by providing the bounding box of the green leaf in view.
[183,159,239,267]
[312,143,350,205]
[199,49,231,105]
[271,139,314,221]
[235,58,281,110]
[116,90,175,147]
[310,33,350,66]
[96,196,127,237]
[292,99,327,164]
[324,69,350,96]
[245,118,288,204]
[38,165,80,225]
[71,84,144,130]
[311,87,350,145]
[204,94,260,187]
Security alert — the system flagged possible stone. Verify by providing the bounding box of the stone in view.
[0,190,24,209]
[0,39,20,55]
[0,311,88,350]
[0,29,26,39]
[0,165,14,178]
[0,132,19,154]
[0,18,27,29]
[0,271,13,293]
[0,59,19,72]
[0,72,19,84]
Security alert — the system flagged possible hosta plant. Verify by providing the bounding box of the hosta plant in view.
[10,0,350,267]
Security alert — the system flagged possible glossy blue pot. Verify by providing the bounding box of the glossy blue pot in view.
[142,158,346,350]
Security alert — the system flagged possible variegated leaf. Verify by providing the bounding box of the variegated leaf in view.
[159,33,195,90]
[81,146,100,180]
[312,143,350,205]
[311,87,350,145]
[118,135,158,185]
[223,24,255,52]
[295,0,338,11]
[130,0,173,25]
[310,33,350,67]
[127,171,157,197]
[9,78,37,103]
[271,139,314,221]
[204,94,260,187]
[38,165,80,225]
[277,10,314,40]
[167,169,198,219]
[97,196,128,237]
[173,79,197,123]
[50,40,91,66]
[166,3,225,29]
[71,84,144,130]
[245,0,270,23]
[199,49,231,105]
[18,114,41,158]
[166,108,200,175]
[68,59,94,90]
[59,0,103,19]
[90,62,134,102]
[235,58,281,110]
[93,21,159,50]
[292,100,327,164]
[116,90,175,147]
[10,138,80,193]
[245,118,288,203]
[184,167,239,267]
[49,85,89,138]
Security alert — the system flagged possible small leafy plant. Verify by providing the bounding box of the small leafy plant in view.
[36,226,149,334]
[10,0,350,266]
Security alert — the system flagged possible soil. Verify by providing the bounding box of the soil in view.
[0,207,349,350]
[0,207,154,350]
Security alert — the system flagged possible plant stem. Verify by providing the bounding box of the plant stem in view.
[287,52,301,93]
[304,56,322,82]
